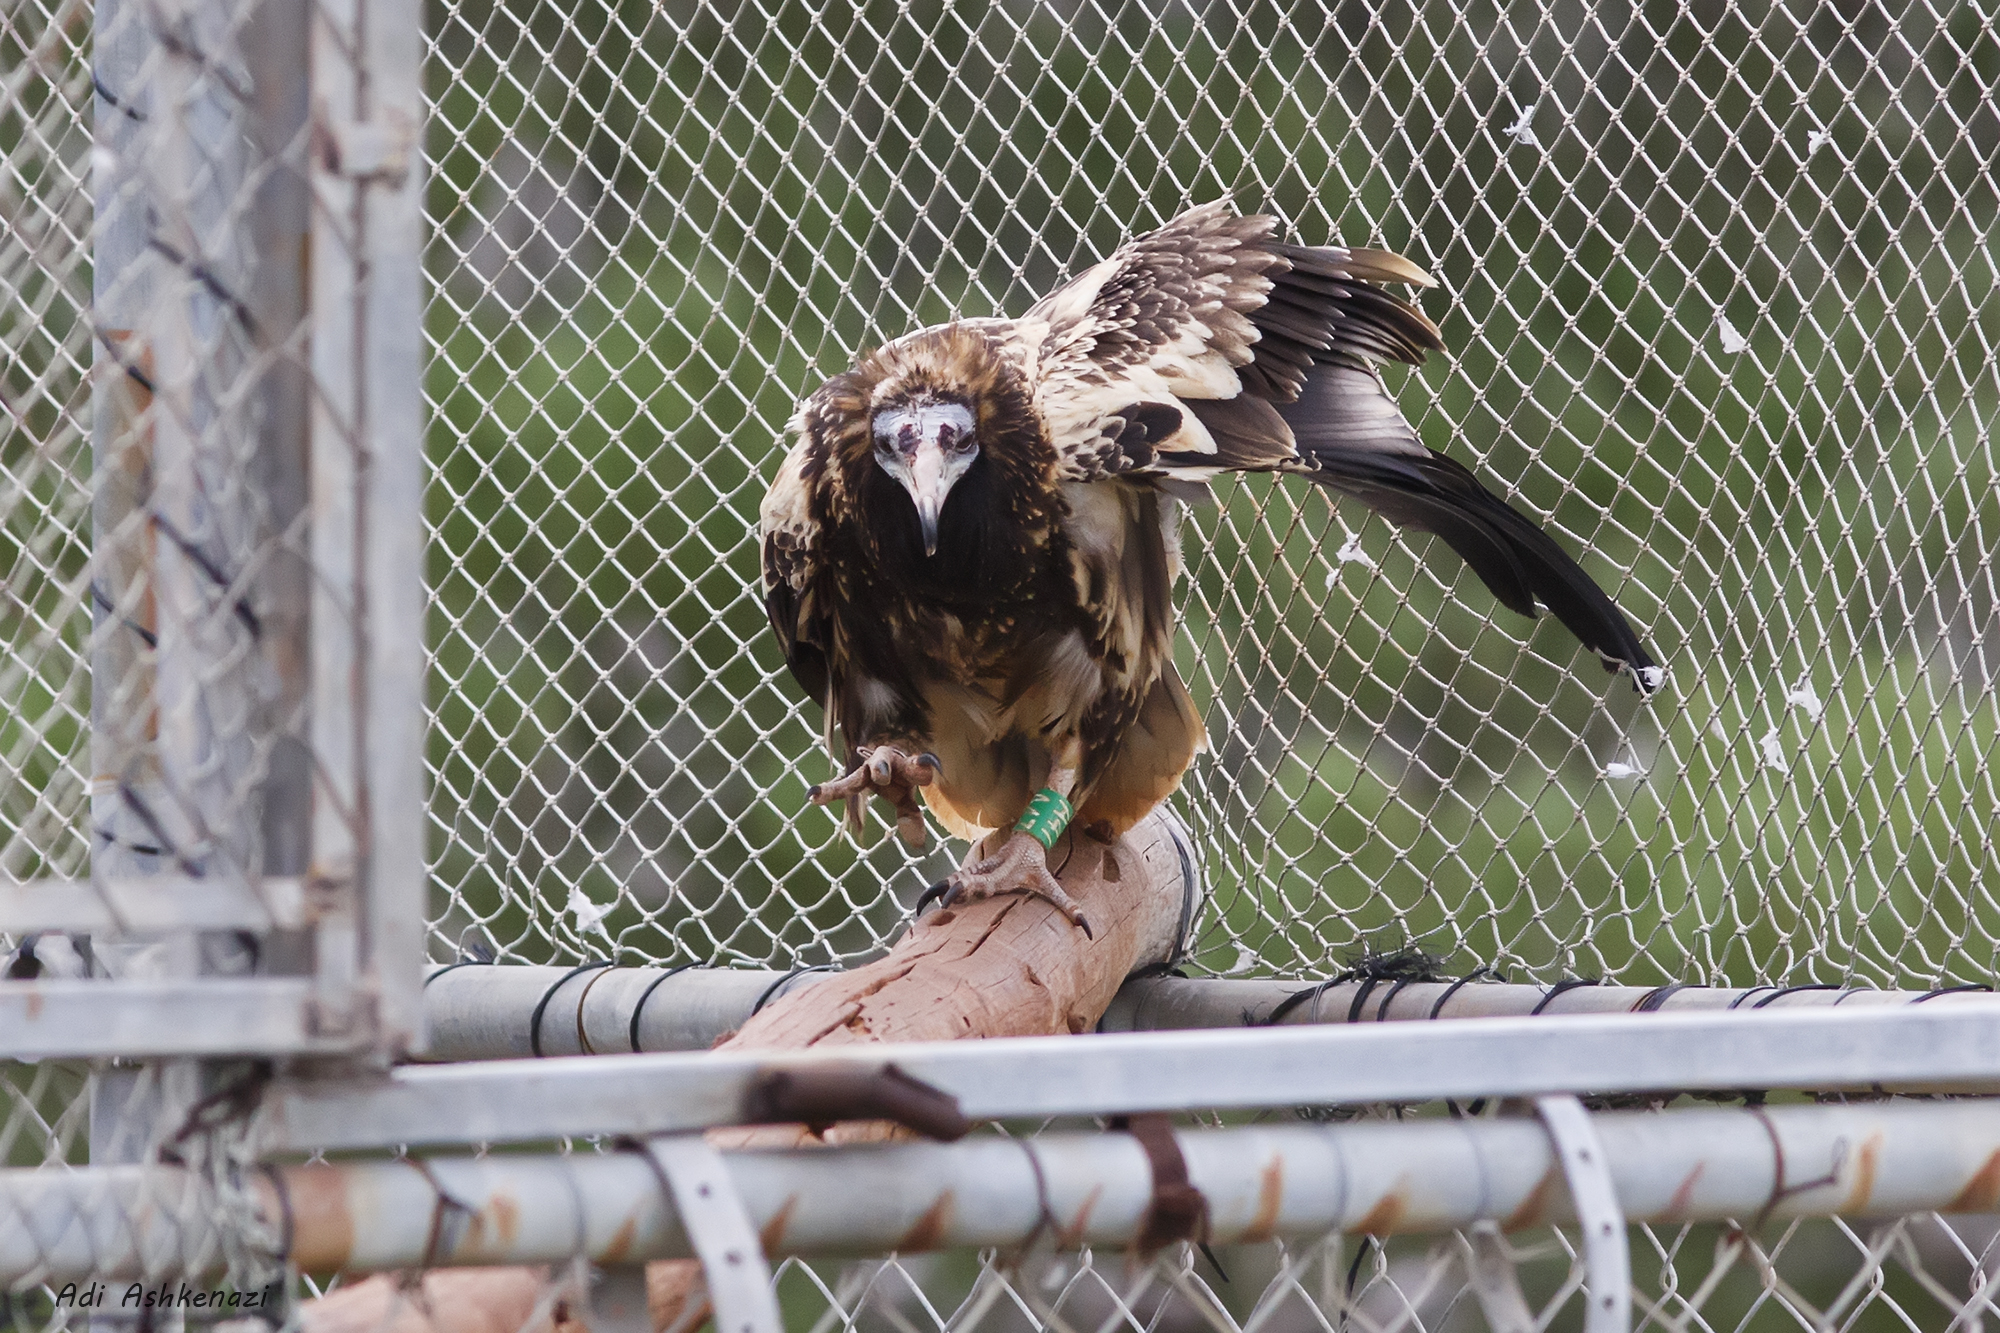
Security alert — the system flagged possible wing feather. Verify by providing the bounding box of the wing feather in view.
[1018,202,1658,689]
[758,435,830,705]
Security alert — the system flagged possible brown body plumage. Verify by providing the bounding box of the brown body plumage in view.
[762,202,1659,901]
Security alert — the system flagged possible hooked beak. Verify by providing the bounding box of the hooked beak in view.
[908,444,950,557]
[874,403,978,558]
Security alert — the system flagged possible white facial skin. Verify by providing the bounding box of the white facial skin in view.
[871,402,978,557]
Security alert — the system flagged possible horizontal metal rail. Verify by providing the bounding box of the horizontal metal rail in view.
[0,877,306,936]
[11,1101,2000,1283]
[264,1002,2000,1152]
[0,979,350,1059]
[417,964,2000,1061]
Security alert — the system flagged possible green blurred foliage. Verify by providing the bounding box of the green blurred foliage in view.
[417,0,2000,987]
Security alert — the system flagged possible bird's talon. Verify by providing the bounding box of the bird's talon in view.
[915,879,956,916]
[943,831,1093,937]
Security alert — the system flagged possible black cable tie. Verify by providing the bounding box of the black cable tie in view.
[1633,982,1695,1013]
[750,962,838,1018]
[1531,977,1600,1015]
[628,962,701,1053]
[1344,974,1386,1025]
[93,72,148,121]
[423,958,493,990]
[1428,967,1491,1020]
[574,962,625,1056]
[1266,973,1352,1027]
[1373,975,1425,1022]
[529,960,614,1058]
[1751,983,1843,1009]
[1728,985,1779,1009]
[1913,984,1994,1003]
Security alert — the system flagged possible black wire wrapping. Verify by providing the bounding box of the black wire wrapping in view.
[628,961,703,1053]
[423,957,494,990]
[750,962,840,1018]
[1750,983,1844,1008]
[1530,977,1601,1014]
[1633,981,1695,1012]
[529,960,615,1057]
[1426,966,1495,1019]
[1913,983,1994,1002]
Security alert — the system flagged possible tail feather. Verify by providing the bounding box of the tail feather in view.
[1297,446,1660,691]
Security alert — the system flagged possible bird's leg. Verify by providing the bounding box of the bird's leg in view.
[918,757,1094,938]
[808,745,939,848]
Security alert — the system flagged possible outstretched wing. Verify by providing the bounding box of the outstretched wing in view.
[1029,202,1445,477]
[1028,201,1660,690]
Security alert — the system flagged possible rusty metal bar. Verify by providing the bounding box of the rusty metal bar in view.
[2,979,344,1060]
[8,1101,2000,1284]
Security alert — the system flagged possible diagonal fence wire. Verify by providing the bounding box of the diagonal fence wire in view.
[3,0,2000,1329]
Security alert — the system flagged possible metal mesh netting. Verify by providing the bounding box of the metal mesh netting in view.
[2,0,320,910]
[719,1222,2000,1333]
[419,0,2000,985]
[4,1,2000,1331]
[0,0,92,882]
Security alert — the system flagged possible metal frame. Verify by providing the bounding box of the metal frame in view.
[1536,1095,1630,1333]
[413,963,2000,1062]
[0,0,426,1063]
[638,1137,784,1333]
[13,1100,2000,1284]
[263,1002,2000,1153]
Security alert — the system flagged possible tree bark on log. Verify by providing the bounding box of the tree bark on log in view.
[298,811,1194,1333]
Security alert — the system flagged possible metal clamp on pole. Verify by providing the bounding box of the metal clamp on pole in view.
[1534,1094,1630,1333]
[637,1135,782,1333]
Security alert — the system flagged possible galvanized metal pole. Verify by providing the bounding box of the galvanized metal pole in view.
[304,0,426,1053]
[12,1101,2000,1283]
[259,1001,2000,1153]
[415,968,2000,1064]
[88,0,287,1173]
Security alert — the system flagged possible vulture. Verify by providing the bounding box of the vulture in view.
[761,202,1660,934]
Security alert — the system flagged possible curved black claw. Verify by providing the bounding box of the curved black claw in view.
[914,878,958,917]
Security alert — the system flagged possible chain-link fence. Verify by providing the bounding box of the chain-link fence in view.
[418,0,2000,991]
[7,0,2000,1329]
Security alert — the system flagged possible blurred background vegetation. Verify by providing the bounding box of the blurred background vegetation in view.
[417,0,2000,986]
[7,0,1996,990]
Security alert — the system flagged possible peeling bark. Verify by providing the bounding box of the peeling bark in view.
[299,812,1192,1333]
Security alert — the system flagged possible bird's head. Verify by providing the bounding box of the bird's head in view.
[870,394,977,558]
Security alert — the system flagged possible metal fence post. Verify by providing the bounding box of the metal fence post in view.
[306,0,427,1052]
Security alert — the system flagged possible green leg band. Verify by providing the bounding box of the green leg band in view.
[1014,788,1074,851]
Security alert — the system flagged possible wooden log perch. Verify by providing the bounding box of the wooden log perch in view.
[298,810,1195,1333]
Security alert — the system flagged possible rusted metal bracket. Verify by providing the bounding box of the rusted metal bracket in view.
[1535,1094,1630,1333]
[637,1135,781,1333]
[1109,1112,1208,1253]
[740,1062,970,1140]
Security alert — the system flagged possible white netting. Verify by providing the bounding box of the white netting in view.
[0,0,93,883]
[6,0,2000,1327]
[418,0,2000,987]
[765,1220,2000,1333]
